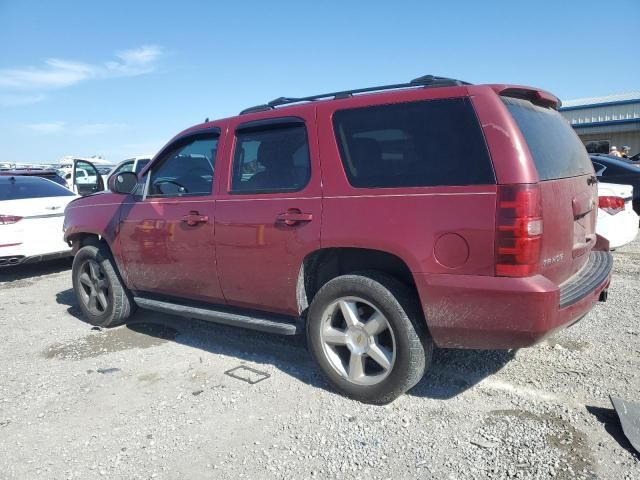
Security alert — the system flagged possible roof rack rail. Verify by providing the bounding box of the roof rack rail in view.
[239,75,471,114]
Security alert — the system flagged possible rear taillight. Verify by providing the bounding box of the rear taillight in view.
[0,215,22,225]
[495,184,543,277]
[598,196,625,215]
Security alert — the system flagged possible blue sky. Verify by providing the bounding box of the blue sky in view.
[1,0,638,164]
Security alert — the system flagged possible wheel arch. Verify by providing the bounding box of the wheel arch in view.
[297,247,421,315]
[66,231,110,253]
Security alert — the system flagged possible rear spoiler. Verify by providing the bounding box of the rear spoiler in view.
[487,85,561,110]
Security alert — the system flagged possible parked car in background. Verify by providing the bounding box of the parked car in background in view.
[597,182,638,249]
[57,157,152,196]
[108,156,152,180]
[64,76,612,404]
[56,157,113,194]
[0,168,67,187]
[591,154,640,215]
[1,176,78,267]
[57,160,106,196]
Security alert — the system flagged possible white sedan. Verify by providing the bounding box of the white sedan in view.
[597,182,638,249]
[0,175,78,267]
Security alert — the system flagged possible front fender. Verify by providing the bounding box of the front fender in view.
[63,193,129,259]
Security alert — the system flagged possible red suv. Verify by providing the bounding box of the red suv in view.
[64,75,612,404]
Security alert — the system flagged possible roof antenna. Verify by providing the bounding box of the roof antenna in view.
[204,117,209,123]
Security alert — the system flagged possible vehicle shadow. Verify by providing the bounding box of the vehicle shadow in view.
[0,257,72,284]
[55,287,514,402]
[586,405,640,460]
[409,348,515,400]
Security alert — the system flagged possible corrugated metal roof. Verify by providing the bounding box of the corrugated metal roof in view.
[562,92,640,108]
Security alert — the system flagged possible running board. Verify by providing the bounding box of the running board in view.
[133,297,302,335]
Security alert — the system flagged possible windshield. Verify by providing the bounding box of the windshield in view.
[502,97,593,180]
[0,176,75,200]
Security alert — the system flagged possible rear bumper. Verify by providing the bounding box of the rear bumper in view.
[415,250,613,349]
[597,208,639,249]
[0,251,72,267]
[0,242,71,267]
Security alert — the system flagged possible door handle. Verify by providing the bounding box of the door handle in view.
[276,210,313,226]
[181,211,209,226]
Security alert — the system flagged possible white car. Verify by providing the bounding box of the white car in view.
[0,175,78,267]
[597,182,639,249]
[107,156,152,179]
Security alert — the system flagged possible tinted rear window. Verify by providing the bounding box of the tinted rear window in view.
[502,97,593,180]
[0,176,75,200]
[332,98,495,188]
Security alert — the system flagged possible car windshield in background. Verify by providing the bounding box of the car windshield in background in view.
[0,176,76,200]
[502,97,593,181]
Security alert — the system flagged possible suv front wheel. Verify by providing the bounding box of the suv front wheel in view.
[72,243,135,327]
[306,272,432,404]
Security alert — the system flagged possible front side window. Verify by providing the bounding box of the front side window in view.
[332,98,495,188]
[147,136,217,197]
[231,124,310,193]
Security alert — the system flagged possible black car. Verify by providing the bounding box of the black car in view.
[591,154,640,215]
[0,169,67,187]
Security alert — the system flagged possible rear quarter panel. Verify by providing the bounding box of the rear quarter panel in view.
[468,85,538,184]
[316,89,498,276]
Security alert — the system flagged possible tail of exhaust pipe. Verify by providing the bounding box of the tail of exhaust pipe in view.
[0,256,25,267]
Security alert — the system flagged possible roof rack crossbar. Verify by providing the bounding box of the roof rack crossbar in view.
[239,75,470,114]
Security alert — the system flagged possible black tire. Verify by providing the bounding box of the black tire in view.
[306,271,432,404]
[71,243,135,327]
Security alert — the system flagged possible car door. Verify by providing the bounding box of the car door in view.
[215,112,322,316]
[73,160,104,196]
[118,128,225,303]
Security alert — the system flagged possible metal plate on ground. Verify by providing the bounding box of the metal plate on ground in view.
[224,365,270,385]
[610,396,640,454]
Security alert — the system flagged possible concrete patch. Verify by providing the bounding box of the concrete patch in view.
[43,323,177,360]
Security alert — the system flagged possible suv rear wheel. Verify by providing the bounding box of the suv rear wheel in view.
[72,244,135,327]
[306,272,432,404]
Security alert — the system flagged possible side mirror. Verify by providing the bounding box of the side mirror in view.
[108,172,138,195]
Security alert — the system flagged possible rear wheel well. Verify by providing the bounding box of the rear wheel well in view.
[298,248,419,314]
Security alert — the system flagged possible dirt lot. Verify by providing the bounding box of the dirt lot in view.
[0,241,639,480]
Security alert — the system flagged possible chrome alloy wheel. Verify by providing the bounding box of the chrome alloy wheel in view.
[77,259,110,315]
[319,296,396,386]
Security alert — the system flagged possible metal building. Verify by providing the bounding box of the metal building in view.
[559,92,640,156]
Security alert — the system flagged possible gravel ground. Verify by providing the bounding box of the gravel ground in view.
[0,240,639,479]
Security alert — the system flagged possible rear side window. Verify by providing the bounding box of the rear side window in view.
[231,124,310,193]
[332,98,494,188]
[502,97,593,180]
[0,176,75,200]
